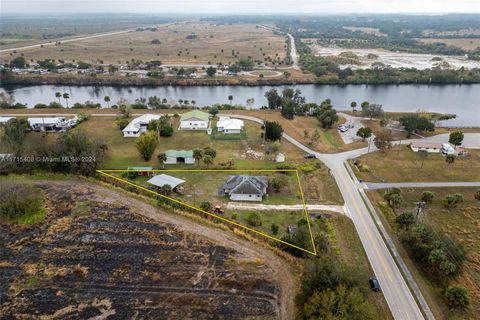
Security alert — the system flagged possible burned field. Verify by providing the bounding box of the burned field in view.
[0,181,285,319]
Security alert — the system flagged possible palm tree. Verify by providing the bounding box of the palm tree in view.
[350,101,357,112]
[63,93,70,108]
[191,100,196,108]
[55,92,62,104]
[104,95,111,108]
[228,95,233,104]
[162,98,168,104]
[157,153,167,168]
[193,149,203,167]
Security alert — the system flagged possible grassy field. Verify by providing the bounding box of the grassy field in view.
[353,146,480,182]
[418,38,480,51]
[1,21,287,66]
[367,187,480,320]
[223,109,367,153]
[9,115,343,205]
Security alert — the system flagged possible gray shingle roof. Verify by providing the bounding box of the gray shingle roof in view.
[223,175,267,195]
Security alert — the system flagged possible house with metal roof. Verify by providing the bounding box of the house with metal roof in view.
[216,116,244,134]
[123,114,161,137]
[221,175,268,202]
[147,174,185,192]
[179,110,210,130]
[164,150,195,164]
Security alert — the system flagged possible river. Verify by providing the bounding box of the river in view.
[1,84,479,127]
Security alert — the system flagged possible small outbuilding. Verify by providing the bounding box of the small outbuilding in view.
[164,150,195,164]
[127,166,154,176]
[147,174,185,192]
[275,153,285,163]
[179,110,209,130]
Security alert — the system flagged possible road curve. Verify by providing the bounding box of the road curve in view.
[222,113,428,320]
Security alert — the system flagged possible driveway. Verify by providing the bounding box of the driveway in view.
[337,112,365,144]
[226,202,346,214]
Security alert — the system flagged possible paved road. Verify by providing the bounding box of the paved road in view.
[0,29,134,53]
[420,133,480,149]
[223,113,428,320]
[365,181,480,190]
[287,34,300,70]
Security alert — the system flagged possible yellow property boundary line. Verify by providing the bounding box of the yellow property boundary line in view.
[97,169,317,256]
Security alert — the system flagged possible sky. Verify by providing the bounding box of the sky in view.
[2,0,480,14]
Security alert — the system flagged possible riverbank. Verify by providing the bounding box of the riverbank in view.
[1,83,478,127]
[3,70,480,86]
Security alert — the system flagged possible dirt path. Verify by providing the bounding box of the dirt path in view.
[226,202,346,214]
[46,179,299,319]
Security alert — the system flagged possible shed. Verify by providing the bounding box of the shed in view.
[275,153,285,163]
[164,150,195,164]
[127,166,154,176]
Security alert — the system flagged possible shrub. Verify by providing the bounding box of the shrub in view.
[421,191,435,204]
[0,180,44,223]
[442,193,464,209]
[474,189,480,201]
[444,286,469,309]
[395,211,415,230]
[200,201,212,212]
[246,212,262,227]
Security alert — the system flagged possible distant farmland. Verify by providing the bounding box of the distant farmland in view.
[0,21,288,65]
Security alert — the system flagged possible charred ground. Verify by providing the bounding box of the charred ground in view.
[0,180,290,319]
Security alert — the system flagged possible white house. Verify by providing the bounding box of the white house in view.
[221,175,268,202]
[179,110,209,130]
[122,114,161,137]
[216,116,244,134]
[28,117,66,132]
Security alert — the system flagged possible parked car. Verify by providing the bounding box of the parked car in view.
[338,125,348,132]
[369,276,381,292]
[304,153,316,159]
